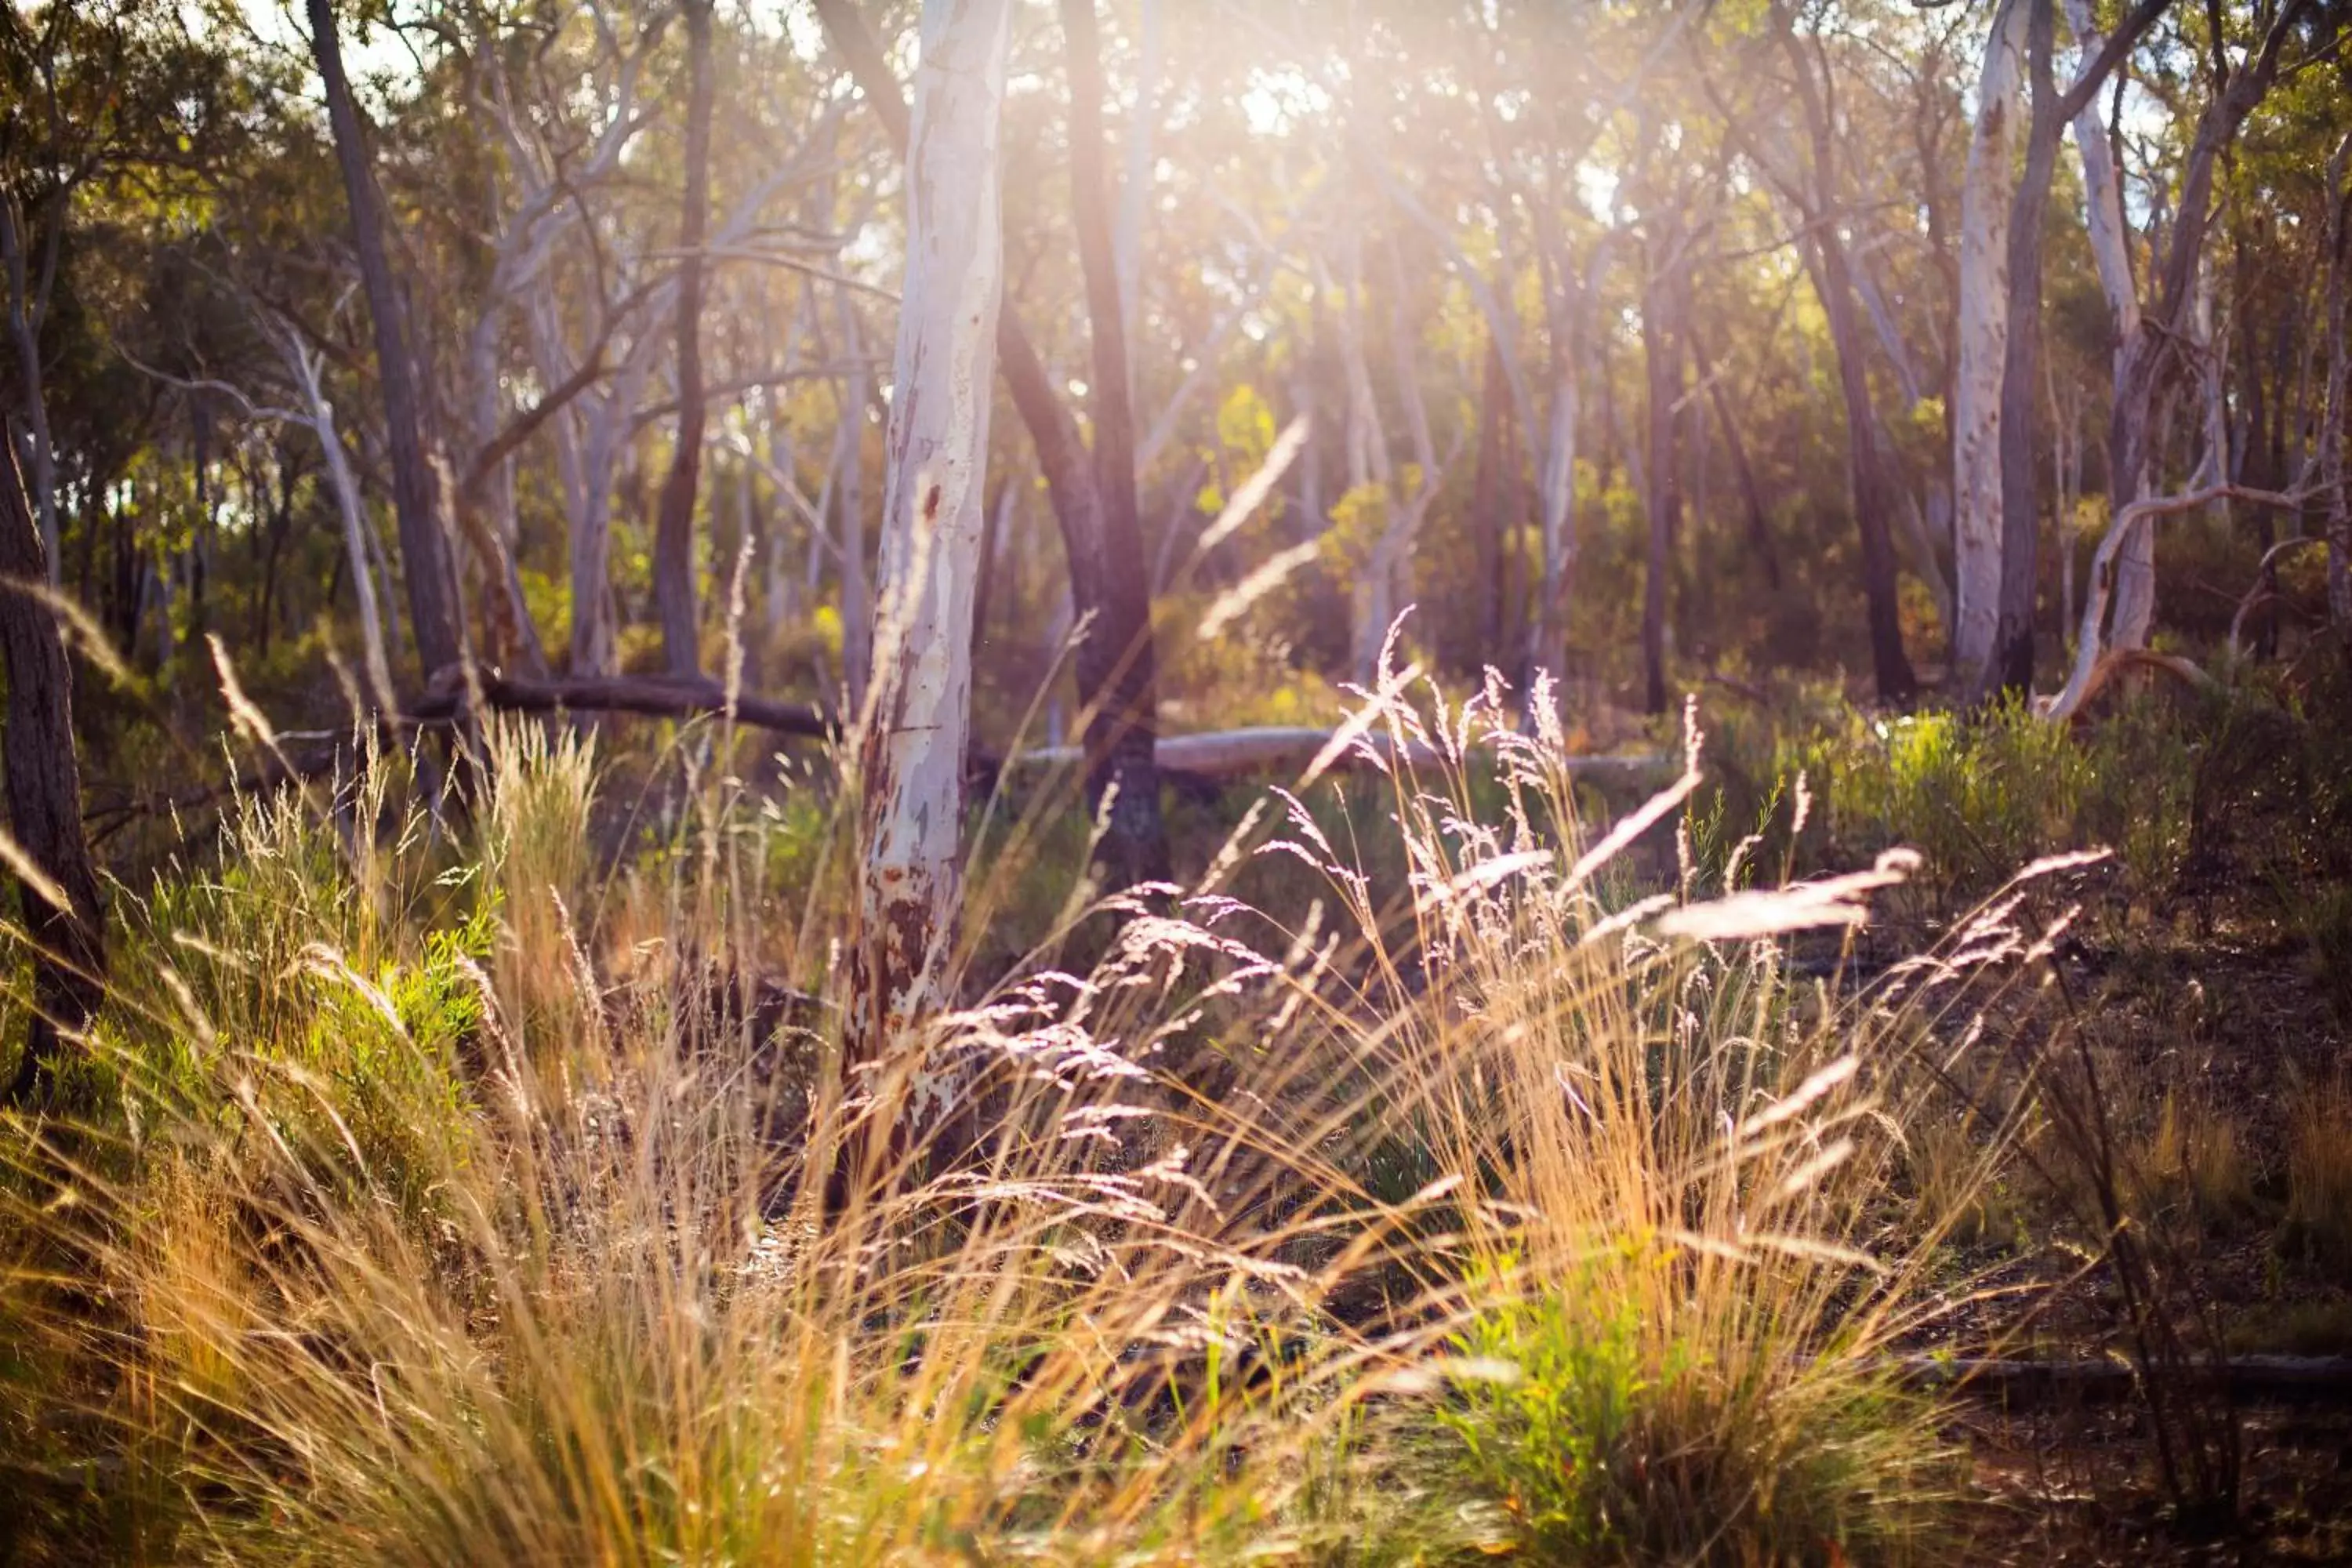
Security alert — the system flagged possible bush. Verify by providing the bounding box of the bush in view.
[1434,1249,1938,1566]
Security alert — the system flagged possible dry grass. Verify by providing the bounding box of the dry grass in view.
[2137,1087,2259,1230]
[0,663,2069,1565]
[2284,1073,2352,1281]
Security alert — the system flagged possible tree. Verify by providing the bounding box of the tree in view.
[1641,193,1690,715]
[1708,7,1918,702]
[0,445,103,1102]
[1967,0,2165,701]
[814,0,1171,889]
[846,0,1013,1152]
[653,0,716,677]
[1059,0,1171,886]
[2323,133,2350,625]
[303,0,463,683]
[1951,0,2029,690]
[2102,0,2318,655]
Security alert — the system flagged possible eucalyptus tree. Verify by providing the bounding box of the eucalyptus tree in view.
[847,0,1014,1142]
[2088,0,2328,664]
[1704,2,1920,702]
[303,0,462,681]
[652,0,715,677]
[0,446,103,1102]
[815,0,1171,888]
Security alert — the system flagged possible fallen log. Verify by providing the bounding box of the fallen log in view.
[1897,1353,2352,1408]
[412,667,837,739]
[999,725,1674,784]
[414,674,1674,787]
[93,678,1673,834]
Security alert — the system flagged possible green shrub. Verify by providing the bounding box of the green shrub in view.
[1434,1250,1936,1566]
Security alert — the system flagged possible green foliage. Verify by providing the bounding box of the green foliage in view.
[1433,1250,1931,1566]
[1751,694,2209,912]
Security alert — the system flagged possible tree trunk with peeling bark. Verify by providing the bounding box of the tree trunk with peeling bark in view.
[812,0,1168,889]
[846,0,1011,1158]
[653,0,715,677]
[1972,0,2162,696]
[306,0,463,683]
[0,447,104,1102]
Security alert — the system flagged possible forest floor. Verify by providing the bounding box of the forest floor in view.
[1842,671,2352,1563]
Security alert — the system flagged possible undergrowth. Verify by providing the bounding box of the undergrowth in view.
[0,668,2107,1565]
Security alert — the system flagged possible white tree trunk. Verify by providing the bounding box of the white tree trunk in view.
[286,339,397,714]
[1356,229,1440,684]
[762,404,794,652]
[849,0,1012,1112]
[1113,0,1157,392]
[2193,250,2230,520]
[2062,0,2140,346]
[1951,0,2030,684]
[2062,0,2159,650]
[1532,355,1579,677]
[2049,482,2298,721]
[564,327,662,678]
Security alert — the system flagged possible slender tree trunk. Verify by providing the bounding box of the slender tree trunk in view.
[1773,17,1918,702]
[1530,347,1581,690]
[463,319,548,675]
[285,337,398,713]
[1951,0,2028,687]
[305,0,463,681]
[654,0,716,676]
[1688,322,1780,591]
[2107,0,2315,652]
[564,330,660,677]
[1330,232,1396,683]
[1112,0,1158,387]
[2063,0,2140,343]
[0,198,62,584]
[1813,238,1919,702]
[0,448,104,1102]
[1988,0,2060,701]
[971,477,1013,673]
[1471,333,1507,670]
[762,397,793,659]
[837,298,872,710]
[847,0,1011,1132]
[2325,136,2352,626]
[1061,0,1170,887]
[1642,239,1682,716]
[253,452,296,652]
[1367,225,1441,679]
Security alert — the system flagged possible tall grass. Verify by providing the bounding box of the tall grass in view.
[0,666,2045,1564]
